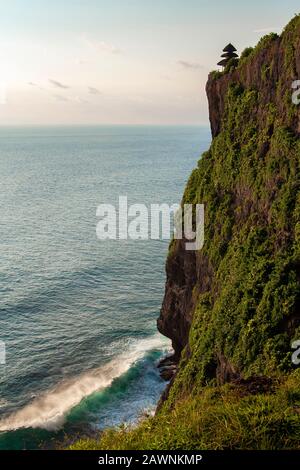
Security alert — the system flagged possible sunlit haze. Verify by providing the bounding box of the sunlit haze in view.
[0,0,299,125]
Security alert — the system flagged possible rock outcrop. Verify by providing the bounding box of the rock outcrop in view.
[207,30,300,138]
[157,17,300,385]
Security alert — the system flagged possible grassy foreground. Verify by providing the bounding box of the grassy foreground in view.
[70,370,300,450]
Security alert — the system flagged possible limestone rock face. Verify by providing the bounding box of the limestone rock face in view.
[207,30,300,138]
[157,18,300,378]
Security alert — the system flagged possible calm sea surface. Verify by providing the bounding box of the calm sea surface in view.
[0,126,210,449]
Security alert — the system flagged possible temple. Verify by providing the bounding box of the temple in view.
[217,43,239,68]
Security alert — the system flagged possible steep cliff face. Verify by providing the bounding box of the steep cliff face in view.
[207,28,300,138]
[158,17,300,385]
[157,241,196,358]
[158,243,214,359]
[72,15,300,451]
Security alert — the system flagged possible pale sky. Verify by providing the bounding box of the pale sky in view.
[0,0,299,125]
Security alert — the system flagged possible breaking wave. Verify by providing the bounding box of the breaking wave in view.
[0,334,170,432]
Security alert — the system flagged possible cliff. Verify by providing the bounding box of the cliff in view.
[158,19,300,386]
[71,15,300,450]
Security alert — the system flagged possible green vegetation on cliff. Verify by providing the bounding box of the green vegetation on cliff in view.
[70,16,300,450]
[70,371,300,450]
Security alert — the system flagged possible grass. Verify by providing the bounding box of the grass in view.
[69,370,300,450]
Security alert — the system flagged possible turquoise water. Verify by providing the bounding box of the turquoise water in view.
[0,126,210,449]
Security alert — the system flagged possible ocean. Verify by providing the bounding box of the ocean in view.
[0,125,210,449]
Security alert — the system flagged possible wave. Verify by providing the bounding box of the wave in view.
[0,400,9,409]
[0,334,170,432]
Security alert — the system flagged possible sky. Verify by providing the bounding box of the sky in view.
[0,0,299,126]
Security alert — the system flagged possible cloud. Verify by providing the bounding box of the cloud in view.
[177,60,203,70]
[52,94,69,102]
[88,86,101,95]
[49,79,70,89]
[82,34,122,55]
[52,94,90,104]
[28,82,45,91]
[73,96,89,104]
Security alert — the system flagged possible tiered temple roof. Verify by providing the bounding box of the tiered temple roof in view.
[217,43,238,67]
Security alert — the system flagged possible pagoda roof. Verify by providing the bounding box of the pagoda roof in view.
[217,59,228,66]
[221,52,238,58]
[223,43,237,52]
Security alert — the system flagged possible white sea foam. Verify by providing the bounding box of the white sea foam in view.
[0,399,9,409]
[0,334,171,432]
